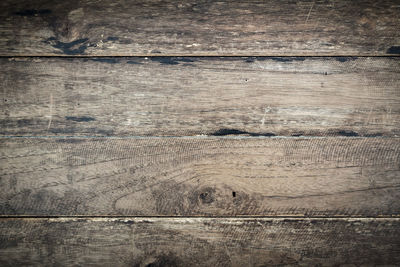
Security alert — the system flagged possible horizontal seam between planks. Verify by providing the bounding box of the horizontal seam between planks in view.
[0,55,399,58]
[0,136,398,139]
[0,215,399,219]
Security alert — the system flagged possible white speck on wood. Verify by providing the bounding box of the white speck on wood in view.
[305,2,315,23]
[46,93,53,131]
[261,106,271,126]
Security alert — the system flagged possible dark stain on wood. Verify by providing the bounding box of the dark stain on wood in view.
[106,36,119,41]
[14,9,52,17]
[336,130,359,137]
[2,0,400,56]
[387,46,400,54]
[212,128,364,137]
[245,57,308,63]
[334,57,358,62]
[45,37,89,55]
[150,57,196,65]
[211,128,276,137]
[65,116,95,122]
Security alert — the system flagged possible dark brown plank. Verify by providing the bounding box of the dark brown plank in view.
[1,137,399,216]
[1,0,400,56]
[0,217,399,266]
[1,57,399,137]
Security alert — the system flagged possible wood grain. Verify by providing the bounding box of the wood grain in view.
[1,137,399,216]
[1,0,400,56]
[1,57,399,137]
[1,217,399,266]
[1,0,399,264]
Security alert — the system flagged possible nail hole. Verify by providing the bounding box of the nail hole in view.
[200,192,208,199]
[232,192,236,197]
[324,72,328,75]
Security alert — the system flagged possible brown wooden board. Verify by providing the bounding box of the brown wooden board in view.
[1,137,399,216]
[1,0,400,264]
[1,0,400,56]
[0,217,399,266]
[1,57,399,137]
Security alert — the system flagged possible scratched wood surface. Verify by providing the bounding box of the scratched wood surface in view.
[1,218,400,266]
[1,0,400,56]
[1,137,399,216]
[1,57,399,137]
[1,0,400,265]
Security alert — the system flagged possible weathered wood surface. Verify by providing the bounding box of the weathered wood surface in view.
[1,0,400,56]
[0,217,399,266]
[1,137,399,216]
[1,57,399,137]
[1,0,400,265]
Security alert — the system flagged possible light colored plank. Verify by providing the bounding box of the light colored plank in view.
[0,217,399,266]
[1,57,399,137]
[0,0,400,56]
[0,137,399,216]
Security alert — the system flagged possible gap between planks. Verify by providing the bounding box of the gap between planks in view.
[0,136,397,139]
[1,215,399,219]
[1,216,399,221]
[0,55,399,58]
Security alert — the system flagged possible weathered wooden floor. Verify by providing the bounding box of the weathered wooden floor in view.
[0,0,399,266]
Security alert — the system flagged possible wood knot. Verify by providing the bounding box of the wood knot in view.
[199,188,215,204]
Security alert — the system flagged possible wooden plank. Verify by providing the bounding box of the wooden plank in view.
[0,137,399,216]
[0,0,400,56]
[0,217,399,266]
[1,57,399,137]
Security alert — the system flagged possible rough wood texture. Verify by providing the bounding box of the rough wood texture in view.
[1,0,400,265]
[1,137,399,216]
[1,57,399,137]
[1,0,400,56]
[0,217,399,266]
